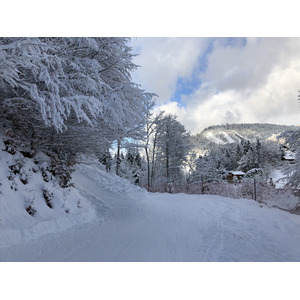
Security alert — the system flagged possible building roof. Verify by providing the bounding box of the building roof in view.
[283,151,296,160]
[228,171,245,176]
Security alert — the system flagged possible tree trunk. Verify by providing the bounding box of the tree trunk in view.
[145,120,151,192]
[116,139,121,176]
[166,142,169,180]
[151,132,157,185]
[145,147,150,192]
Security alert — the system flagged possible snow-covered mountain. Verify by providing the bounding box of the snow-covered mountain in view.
[192,123,299,150]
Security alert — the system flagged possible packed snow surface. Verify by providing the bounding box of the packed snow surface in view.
[1,159,300,262]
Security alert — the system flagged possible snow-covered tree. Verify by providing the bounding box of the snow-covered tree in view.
[191,150,225,183]
[0,37,147,160]
[279,96,300,188]
[140,93,158,190]
[0,38,103,133]
[281,129,300,187]
[152,114,191,185]
[239,145,257,172]
[115,146,146,185]
[238,138,282,174]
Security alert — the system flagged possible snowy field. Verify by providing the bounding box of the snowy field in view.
[1,159,300,262]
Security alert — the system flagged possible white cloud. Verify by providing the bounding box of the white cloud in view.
[130,37,208,103]
[131,37,300,134]
[201,38,300,92]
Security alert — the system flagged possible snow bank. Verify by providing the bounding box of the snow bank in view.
[75,157,146,196]
[0,148,147,248]
[0,138,96,248]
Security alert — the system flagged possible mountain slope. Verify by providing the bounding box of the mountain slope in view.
[192,123,299,150]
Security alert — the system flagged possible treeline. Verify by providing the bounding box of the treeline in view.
[188,138,284,183]
[115,133,286,190]
[201,123,299,140]
[113,118,300,193]
[100,112,191,191]
[192,123,299,151]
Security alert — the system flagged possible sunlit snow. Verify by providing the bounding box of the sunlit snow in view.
[1,158,300,262]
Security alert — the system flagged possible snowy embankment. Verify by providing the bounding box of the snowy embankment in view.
[0,139,96,248]
[1,156,300,262]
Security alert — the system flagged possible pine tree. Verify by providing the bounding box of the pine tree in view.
[255,138,262,167]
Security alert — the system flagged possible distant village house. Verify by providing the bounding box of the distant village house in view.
[225,171,245,183]
[282,151,295,163]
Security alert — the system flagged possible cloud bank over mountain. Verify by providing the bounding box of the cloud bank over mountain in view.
[131,37,300,134]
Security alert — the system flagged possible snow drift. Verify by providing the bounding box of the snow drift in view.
[0,137,96,248]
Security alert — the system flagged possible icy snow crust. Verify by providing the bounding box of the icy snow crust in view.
[1,157,300,262]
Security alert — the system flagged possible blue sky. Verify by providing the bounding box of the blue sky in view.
[170,38,216,107]
[130,37,300,134]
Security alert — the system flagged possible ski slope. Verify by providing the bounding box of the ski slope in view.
[204,131,226,144]
[1,160,300,262]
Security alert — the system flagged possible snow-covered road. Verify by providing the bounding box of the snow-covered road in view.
[1,162,300,262]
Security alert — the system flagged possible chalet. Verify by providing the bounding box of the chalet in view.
[225,171,245,183]
[282,151,296,163]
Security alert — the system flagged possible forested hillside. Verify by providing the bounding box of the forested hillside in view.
[191,123,299,152]
[186,123,300,198]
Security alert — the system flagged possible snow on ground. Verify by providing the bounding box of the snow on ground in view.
[204,131,226,144]
[221,131,236,143]
[230,130,247,141]
[270,168,287,188]
[0,138,96,248]
[1,158,300,262]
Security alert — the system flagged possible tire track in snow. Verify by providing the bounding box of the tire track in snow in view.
[200,209,225,262]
